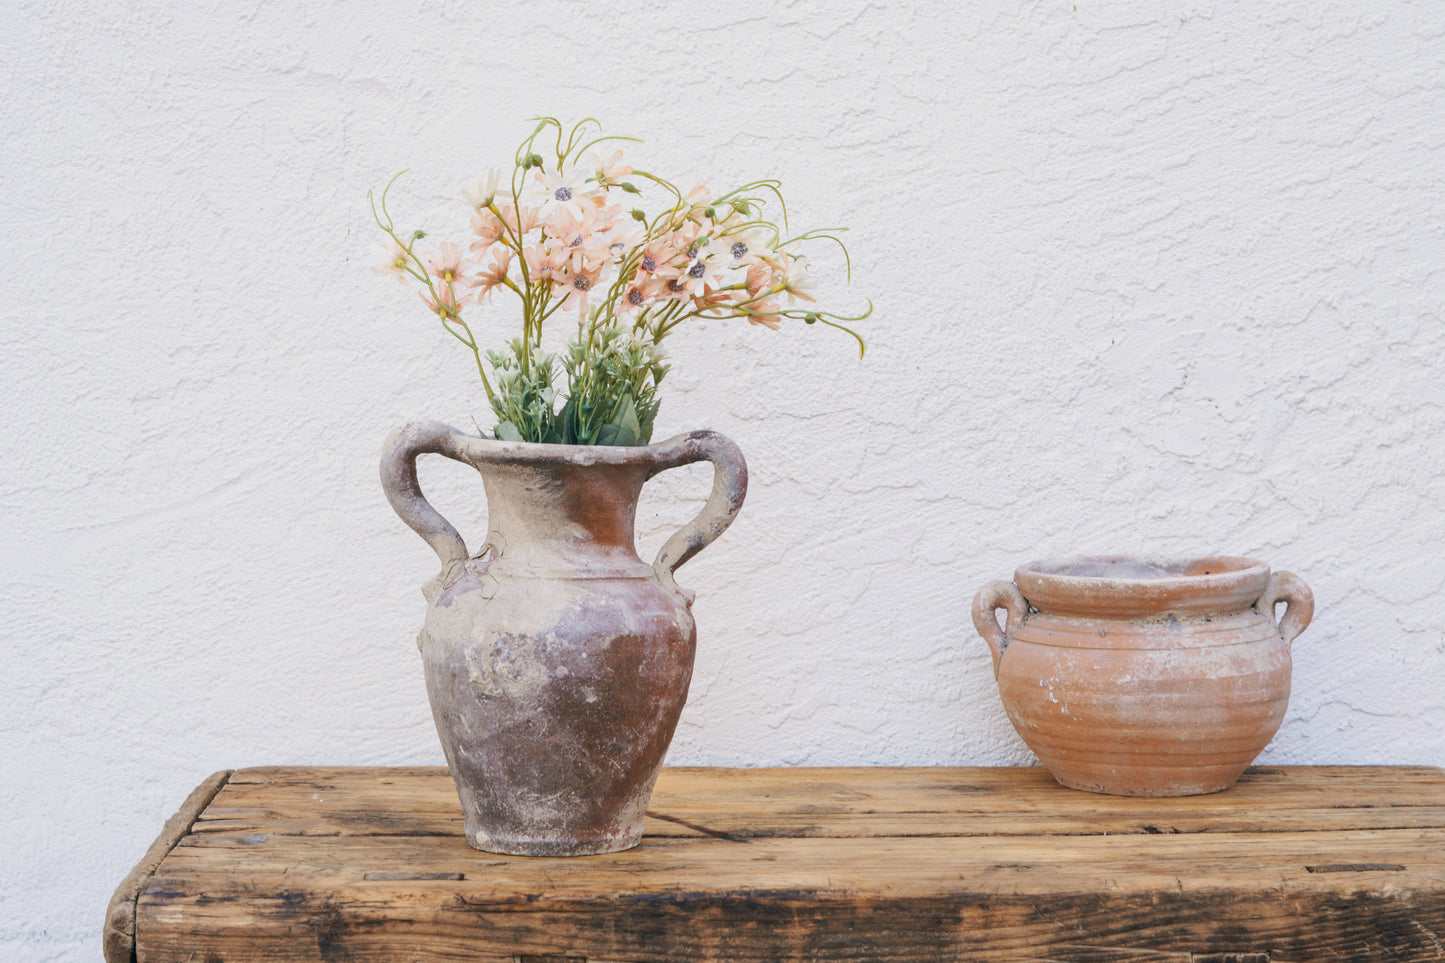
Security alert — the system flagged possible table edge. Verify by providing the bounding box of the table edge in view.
[104,770,233,963]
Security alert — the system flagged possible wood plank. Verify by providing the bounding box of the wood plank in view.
[134,873,1445,962]
[130,766,1445,962]
[213,764,1445,810]
[148,827,1445,892]
[188,803,1445,839]
[191,765,1445,839]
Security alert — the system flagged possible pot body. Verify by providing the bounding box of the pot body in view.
[973,556,1314,797]
[382,422,746,854]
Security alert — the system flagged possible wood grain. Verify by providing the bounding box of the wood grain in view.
[122,766,1445,962]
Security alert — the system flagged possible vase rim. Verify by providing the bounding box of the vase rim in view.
[1013,555,1271,617]
[454,430,707,468]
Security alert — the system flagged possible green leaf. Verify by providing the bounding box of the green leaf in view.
[494,421,523,442]
[616,393,643,446]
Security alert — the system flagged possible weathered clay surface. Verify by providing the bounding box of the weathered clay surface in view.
[381,421,746,854]
[973,556,1314,797]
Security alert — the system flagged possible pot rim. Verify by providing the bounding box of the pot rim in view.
[1013,554,1271,618]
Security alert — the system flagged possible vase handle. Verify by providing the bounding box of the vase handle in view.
[1257,570,1315,645]
[380,421,474,599]
[972,581,1027,678]
[647,430,748,604]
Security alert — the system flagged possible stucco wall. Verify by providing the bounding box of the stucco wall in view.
[3,0,1442,958]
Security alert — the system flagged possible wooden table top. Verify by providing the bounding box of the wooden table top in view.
[107,764,1445,962]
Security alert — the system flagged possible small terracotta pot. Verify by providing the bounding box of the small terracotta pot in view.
[972,556,1314,797]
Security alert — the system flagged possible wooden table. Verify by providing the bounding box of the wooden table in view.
[107,765,1445,962]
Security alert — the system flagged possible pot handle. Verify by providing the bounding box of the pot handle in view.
[1257,570,1315,645]
[647,430,748,604]
[972,581,1027,678]
[380,421,473,598]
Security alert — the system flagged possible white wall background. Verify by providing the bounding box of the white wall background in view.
[3,0,1443,958]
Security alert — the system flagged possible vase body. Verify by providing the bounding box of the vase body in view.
[973,556,1314,797]
[381,422,746,855]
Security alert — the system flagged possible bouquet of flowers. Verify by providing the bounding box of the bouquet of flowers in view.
[371,117,869,446]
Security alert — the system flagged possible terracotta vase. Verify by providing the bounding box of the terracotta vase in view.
[380,421,747,855]
[972,556,1314,797]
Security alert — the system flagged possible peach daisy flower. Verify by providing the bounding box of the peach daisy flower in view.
[424,241,470,286]
[588,149,633,187]
[633,234,683,281]
[744,296,784,330]
[720,227,772,269]
[745,260,776,297]
[534,165,597,218]
[522,243,563,285]
[470,209,508,249]
[618,272,667,317]
[543,205,595,250]
[683,182,711,211]
[779,255,816,304]
[372,238,412,284]
[558,265,602,316]
[675,237,729,298]
[460,169,501,211]
[617,284,651,317]
[420,283,469,321]
[497,200,541,236]
[468,248,513,303]
[601,216,643,261]
[692,286,736,314]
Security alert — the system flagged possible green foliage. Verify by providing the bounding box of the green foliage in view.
[558,329,668,446]
[486,332,668,446]
[487,340,560,444]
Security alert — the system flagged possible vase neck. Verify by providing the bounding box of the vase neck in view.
[477,459,652,576]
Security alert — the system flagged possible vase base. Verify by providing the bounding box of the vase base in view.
[465,828,644,857]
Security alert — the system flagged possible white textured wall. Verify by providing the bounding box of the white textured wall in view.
[4,0,1443,958]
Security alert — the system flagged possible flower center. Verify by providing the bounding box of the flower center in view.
[573,276,590,290]
[628,288,644,305]
[688,261,706,279]
[731,242,747,260]
[642,256,657,271]
[554,186,573,202]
